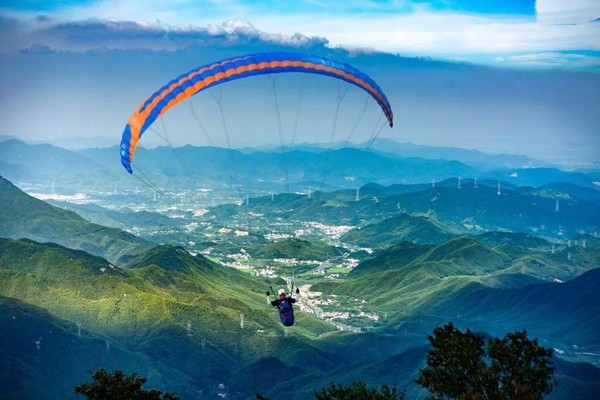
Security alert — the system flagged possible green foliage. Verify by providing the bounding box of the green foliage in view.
[488,331,556,399]
[415,323,491,399]
[74,368,179,399]
[315,382,403,400]
[416,323,556,400]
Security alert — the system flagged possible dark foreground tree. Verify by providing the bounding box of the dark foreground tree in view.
[256,381,403,400]
[315,382,403,400]
[488,331,555,399]
[416,323,556,400]
[74,368,179,400]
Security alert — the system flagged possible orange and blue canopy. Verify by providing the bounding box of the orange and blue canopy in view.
[120,52,393,174]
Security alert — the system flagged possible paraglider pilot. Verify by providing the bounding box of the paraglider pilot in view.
[267,288,300,327]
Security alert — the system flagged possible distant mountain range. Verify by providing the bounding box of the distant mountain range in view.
[2,139,598,195]
[366,138,549,170]
[248,138,549,170]
[209,178,599,239]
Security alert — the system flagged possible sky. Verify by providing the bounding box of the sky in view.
[0,0,599,164]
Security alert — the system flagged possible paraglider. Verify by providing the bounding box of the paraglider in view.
[119,52,394,174]
[267,287,301,327]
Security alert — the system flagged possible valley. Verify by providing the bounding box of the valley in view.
[1,140,599,399]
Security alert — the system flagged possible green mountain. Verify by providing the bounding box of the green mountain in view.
[342,213,459,248]
[2,233,599,398]
[536,182,600,203]
[475,231,551,250]
[350,242,435,276]
[15,235,536,399]
[315,236,599,318]
[0,175,150,264]
[247,238,345,261]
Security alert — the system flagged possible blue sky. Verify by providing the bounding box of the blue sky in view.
[0,1,598,164]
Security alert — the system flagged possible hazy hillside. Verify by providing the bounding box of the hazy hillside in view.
[48,201,182,231]
[0,296,196,399]
[367,138,547,170]
[362,184,600,237]
[430,267,600,347]
[2,139,480,191]
[0,139,119,186]
[482,167,597,189]
[0,176,150,264]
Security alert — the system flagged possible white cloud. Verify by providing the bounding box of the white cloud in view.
[536,0,600,24]
[248,5,600,55]
[495,52,600,69]
[0,16,327,54]
[1,0,598,64]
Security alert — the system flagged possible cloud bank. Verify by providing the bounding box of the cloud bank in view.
[1,0,598,69]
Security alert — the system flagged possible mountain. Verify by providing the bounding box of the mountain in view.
[0,238,346,398]
[81,145,478,188]
[363,183,600,237]
[350,242,436,276]
[482,167,597,189]
[0,159,34,182]
[2,233,599,398]
[359,181,431,197]
[342,213,460,248]
[533,182,600,203]
[0,139,119,185]
[47,201,181,231]
[0,295,196,399]
[367,138,547,169]
[247,238,345,261]
[0,139,486,193]
[315,236,599,315]
[207,178,599,239]
[0,175,151,264]
[475,231,551,251]
[430,267,600,347]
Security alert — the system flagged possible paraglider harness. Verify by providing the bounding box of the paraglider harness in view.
[268,285,300,327]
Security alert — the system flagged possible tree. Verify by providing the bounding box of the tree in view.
[74,368,179,400]
[488,331,555,399]
[415,323,493,399]
[315,382,403,400]
[256,382,403,400]
[415,323,556,400]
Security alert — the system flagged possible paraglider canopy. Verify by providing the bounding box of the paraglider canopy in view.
[119,52,394,174]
